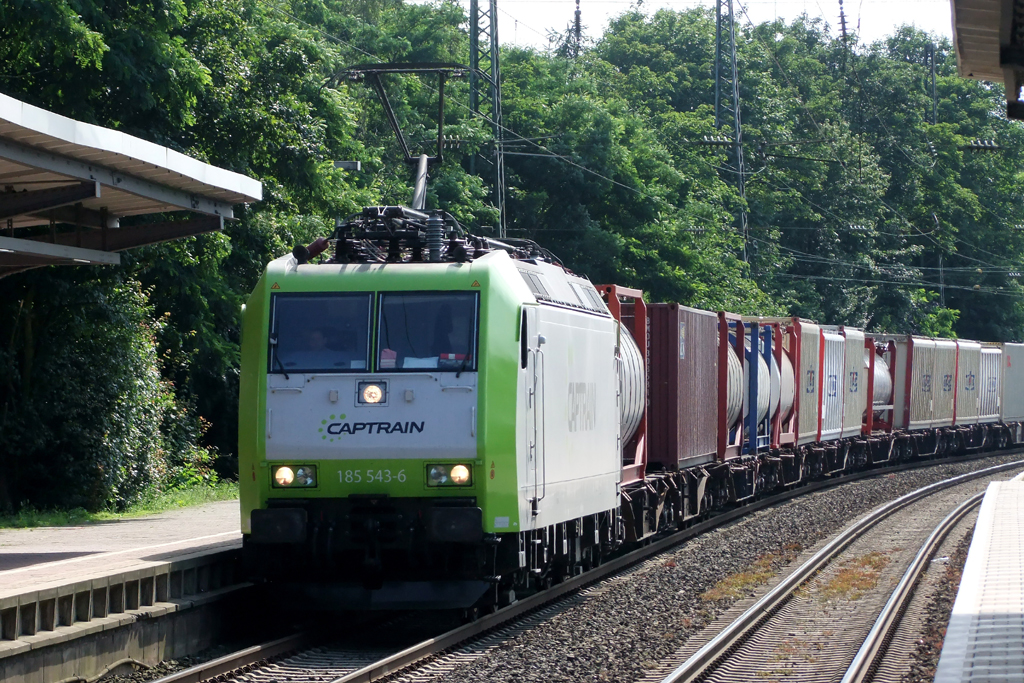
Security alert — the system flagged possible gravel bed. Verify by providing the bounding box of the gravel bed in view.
[428,454,1024,683]
[900,528,975,683]
[100,644,241,683]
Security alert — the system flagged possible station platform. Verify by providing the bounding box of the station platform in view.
[0,499,241,597]
[0,500,247,681]
[935,480,1024,682]
[0,499,243,654]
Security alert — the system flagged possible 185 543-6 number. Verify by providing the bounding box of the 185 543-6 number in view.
[340,469,407,484]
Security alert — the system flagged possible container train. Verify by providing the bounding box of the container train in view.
[236,207,1024,613]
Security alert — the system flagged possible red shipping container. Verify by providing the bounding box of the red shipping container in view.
[648,304,719,469]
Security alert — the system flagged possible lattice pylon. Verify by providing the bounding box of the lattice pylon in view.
[715,0,749,262]
[470,0,507,237]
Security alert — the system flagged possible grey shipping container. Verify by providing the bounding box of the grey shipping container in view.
[1001,343,1024,423]
[979,343,1001,423]
[818,329,845,442]
[954,340,981,425]
[931,339,957,427]
[841,328,866,438]
[889,336,956,430]
[648,303,719,469]
[797,321,822,445]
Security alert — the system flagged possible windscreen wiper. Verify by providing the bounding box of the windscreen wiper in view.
[455,324,474,378]
[269,335,290,380]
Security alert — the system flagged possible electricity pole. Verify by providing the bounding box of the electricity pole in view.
[715,0,748,262]
[928,43,937,124]
[469,0,507,237]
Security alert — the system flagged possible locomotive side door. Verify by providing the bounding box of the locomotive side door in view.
[523,306,546,520]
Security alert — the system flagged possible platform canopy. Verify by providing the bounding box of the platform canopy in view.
[0,93,262,278]
[950,0,1024,118]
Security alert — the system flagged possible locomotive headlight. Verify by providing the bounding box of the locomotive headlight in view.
[449,464,471,485]
[428,465,450,485]
[426,464,472,487]
[358,381,386,404]
[293,466,317,487]
[273,466,294,487]
[272,465,317,488]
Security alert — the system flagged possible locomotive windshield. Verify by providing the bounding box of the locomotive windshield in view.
[378,292,479,371]
[269,293,372,372]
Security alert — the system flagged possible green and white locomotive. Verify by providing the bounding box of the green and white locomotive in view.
[238,208,645,610]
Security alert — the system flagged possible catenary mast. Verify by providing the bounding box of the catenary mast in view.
[469,0,507,237]
[715,0,748,262]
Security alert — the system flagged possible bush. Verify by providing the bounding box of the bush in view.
[0,270,213,512]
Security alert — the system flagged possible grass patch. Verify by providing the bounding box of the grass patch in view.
[702,554,781,602]
[0,482,239,529]
[701,543,804,603]
[755,667,795,678]
[816,551,890,602]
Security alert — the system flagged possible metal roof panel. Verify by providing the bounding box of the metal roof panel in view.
[0,93,262,205]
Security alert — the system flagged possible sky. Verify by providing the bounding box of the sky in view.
[417,0,954,51]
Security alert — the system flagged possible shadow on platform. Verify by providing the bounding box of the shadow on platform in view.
[0,551,100,571]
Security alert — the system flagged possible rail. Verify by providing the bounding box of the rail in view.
[155,453,1024,683]
[840,491,984,683]
[658,463,1016,683]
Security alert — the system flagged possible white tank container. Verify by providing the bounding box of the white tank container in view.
[866,348,893,408]
[780,352,795,422]
[818,330,845,442]
[618,322,646,443]
[1002,343,1024,422]
[769,355,781,423]
[725,342,743,429]
[840,328,866,438]
[979,344,1001,423]
[954,340,981,425]
[742,337,772,426]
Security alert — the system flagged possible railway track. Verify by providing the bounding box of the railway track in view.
[657,467,994,683]
[153,453,1023,683]
[839,491,982,683]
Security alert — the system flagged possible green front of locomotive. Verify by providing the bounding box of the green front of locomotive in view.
[238,250,529,608]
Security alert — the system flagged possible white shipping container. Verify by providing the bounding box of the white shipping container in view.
[797,321,821,445]
[954,340,981,425]
[842,328,866,438]
[931,339,958,427]
[907,337,936,431]
[979,344,1001,423]
[1001,343,1024,423]
[818,330,845,442]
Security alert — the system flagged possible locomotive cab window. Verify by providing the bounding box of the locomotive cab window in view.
[269,293,372,373]
[378,292,479,371]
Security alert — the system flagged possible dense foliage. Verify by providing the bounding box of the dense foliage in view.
[0,0,1021,510]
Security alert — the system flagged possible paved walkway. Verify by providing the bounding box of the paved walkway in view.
[935,480,1024,683]
[0,500,241,597]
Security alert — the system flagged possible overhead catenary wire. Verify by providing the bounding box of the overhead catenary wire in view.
[728,0,1016,271]
[284,0,1008,274]
[773,272,1024,298]
[264,0,1019,302]
[261,0,671,208]
[495,5,550,41]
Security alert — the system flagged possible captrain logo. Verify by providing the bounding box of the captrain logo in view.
[319,414,425,442]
